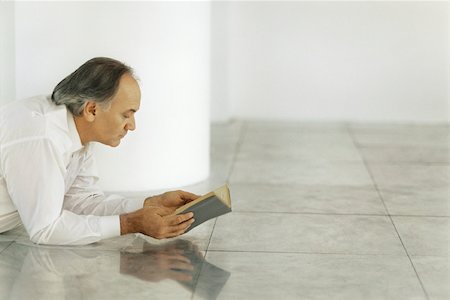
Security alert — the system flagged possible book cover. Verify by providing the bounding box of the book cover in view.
[173,185,232,233]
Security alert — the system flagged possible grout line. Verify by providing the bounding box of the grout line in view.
[231,211,389,216]
[347,124,431,300]
[205,121,247,255]
[0,241,14,255]
[190,217,218,300]
[205,218,218,255]
[191,122,248,299]
[205,249,417,257]
[229,210,450,218]
[354,161,450,166]
[225,121,248,182]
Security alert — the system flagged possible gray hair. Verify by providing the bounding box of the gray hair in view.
[51,57,134,116]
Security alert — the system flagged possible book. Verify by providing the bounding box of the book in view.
[173,185,232,232]
[177,253,231,300]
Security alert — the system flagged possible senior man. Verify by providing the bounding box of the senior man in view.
[0,57,197,245]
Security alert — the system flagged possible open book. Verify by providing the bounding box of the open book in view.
[173,185,232,233]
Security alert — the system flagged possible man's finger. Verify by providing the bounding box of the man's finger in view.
[179,190,201,202]
[168,259,195,272]
[167,270,193,282]
[165,226,191,239]
[169,218,195,233]
[166,213,194,226]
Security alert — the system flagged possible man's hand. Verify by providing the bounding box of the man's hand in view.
[144,190,200,210]
[120,206,195,239]
[120,240,201,283]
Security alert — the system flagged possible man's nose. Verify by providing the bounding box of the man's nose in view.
[126,116,136,131]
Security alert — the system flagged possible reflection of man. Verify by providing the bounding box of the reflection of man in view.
[120,239,203,283]
[121,239,231,299]
[0,239,229,300]
[0,239,198,299]
[0,57,197,245]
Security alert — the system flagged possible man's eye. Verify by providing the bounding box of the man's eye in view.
[123,114,130,118]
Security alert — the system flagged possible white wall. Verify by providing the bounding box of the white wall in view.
[15,2,210,191]
[0,1,15,106]
[210,1,231,122]
[210,1,449,123]
[11,2,449,124]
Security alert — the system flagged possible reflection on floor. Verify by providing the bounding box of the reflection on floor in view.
[0,121,449,299]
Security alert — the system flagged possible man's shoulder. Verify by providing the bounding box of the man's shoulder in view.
[0,95,69,148]
[0,95,57,120]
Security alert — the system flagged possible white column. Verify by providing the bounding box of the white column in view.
[0,1,15,105]
[15,2,210,191]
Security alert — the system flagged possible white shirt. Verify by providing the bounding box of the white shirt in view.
[0,95,145,245]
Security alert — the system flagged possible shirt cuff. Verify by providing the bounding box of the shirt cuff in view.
[99,215,121,239]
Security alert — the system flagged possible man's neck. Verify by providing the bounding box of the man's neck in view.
[73,115,93,146]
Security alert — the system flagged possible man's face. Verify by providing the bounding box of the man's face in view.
[93,73,141,147]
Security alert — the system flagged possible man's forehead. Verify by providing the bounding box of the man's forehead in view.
[115,98,140,111]
[109,74,141,110]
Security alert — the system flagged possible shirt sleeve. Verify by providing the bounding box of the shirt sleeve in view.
[1,138,120,245]
[63,146,145,216]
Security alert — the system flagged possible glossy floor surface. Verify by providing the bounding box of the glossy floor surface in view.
[0,121,449,300]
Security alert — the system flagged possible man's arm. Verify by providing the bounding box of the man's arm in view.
[63,147,146,216]
[2,138,121,245]
[2,138,195,245]
[120,207,194,239]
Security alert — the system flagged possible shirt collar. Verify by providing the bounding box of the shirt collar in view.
[66,109,84,153]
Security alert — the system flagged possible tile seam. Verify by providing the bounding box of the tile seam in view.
[347,123,431,300]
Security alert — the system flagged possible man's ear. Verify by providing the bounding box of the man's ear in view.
[83,101,97,122]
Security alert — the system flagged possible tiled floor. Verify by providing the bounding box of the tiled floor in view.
[0,121,448,300]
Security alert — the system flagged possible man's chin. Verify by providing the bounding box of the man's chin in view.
[98,138,122,147]
[111,139,121,147]
[104,139,121,147]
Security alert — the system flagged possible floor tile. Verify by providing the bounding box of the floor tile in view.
[211,122,242,156]
[209,213,404,255]
[230,160,373,186]
[352,133,449,148]
[211,121,243,139]
[0,242,40,299]
[229,183,386,215]
[379,186,450,216]
[369,165,449,188]
[0,225,26,243]
[2,121,449,299]
[243,131,355,146]
[0,241,12,253]
[349,123,449,134]
[0,239,219,300]
[393,216,450,256]
[350,124,449,148]
[238,132,363,162]
[197,251,426,300]
[246,121,348,133]
[411,256,450,300]
[210,159,234,182]
[359,146,449,164]
[211,134,240,164]
[211,147,236,165]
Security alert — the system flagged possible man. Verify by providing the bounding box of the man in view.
[0,57,197,245]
